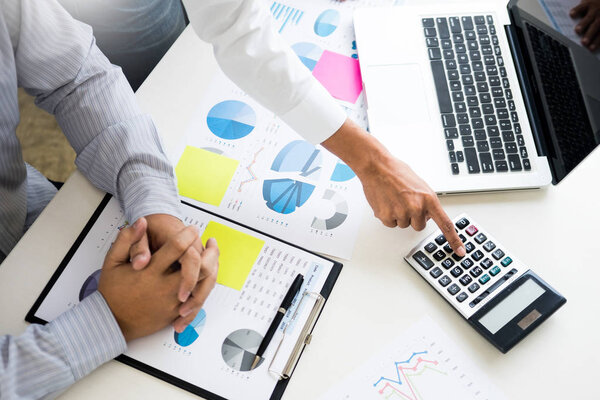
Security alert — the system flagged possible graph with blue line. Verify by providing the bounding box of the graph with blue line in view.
[373,351,428,388]
[270,2,304,34]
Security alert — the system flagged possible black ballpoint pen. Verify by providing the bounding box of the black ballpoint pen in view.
[251,273,304,370]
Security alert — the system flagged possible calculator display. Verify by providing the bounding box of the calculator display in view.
[478,279,545,334]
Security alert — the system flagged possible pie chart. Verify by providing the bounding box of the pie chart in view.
[311,189,348,230]
[221,329,264,371]
[263,179,316,214]
[79,269,102,301]
[206,100,256,140]
[174,309,207,347]
[314,9,340,37]
[291,42,324,71]
[330,160,356,182]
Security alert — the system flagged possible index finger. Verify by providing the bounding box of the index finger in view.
[429,201,466,257]
[571,2,589,18]
[149,225,199,273]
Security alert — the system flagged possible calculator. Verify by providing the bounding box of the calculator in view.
[405,214,566,353]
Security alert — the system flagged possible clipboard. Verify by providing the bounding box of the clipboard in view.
[26,194,342,400]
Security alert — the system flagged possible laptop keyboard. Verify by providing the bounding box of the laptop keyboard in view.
[423,16,531,176]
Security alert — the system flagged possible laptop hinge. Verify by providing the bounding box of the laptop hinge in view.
[504,24,550,159]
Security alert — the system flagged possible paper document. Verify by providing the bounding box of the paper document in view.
[538,0,600,59]
[319,317,507,400]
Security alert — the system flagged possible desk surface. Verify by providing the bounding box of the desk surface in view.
[2,1,599,399]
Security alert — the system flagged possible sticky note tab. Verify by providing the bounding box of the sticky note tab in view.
[201,221,264,291]
[175,146,239,206]
[312,50,363,103]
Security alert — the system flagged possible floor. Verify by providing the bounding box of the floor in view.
[15,88,77,182]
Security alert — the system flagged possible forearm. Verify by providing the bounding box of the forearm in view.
[0,292,126,400]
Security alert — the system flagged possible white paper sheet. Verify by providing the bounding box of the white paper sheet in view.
[318,317,507,400]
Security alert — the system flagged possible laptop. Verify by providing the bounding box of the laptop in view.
[353,0,600,194]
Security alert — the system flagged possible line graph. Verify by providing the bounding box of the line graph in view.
[237,147,264,192]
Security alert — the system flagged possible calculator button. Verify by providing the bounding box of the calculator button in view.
[465,225,478,236]
[455,217,470,229]
[424,242,438,253]
[459,234,467,243]
[474,232,487,244]
[480,258,493,269]
[459,274,473,286]
[430,267,443,278]
[460,258,474,269]
[451,266,464,277]
[443,243,453,253]
[447,283,461,295]
[456,292,469,302]
[433,250,446,261]
[490,265,501,276]
[435,234,447,245]
[471,250,484,261]
[452,253,465,261]
[483,241,496,252]
[464,242,475,253]
[441,258,455,269]
[413,251,435,270]
[468,282,480,293]
[501,256,513,267]
[470,266,483,277]
[479,274,490,284]
[492,248,505,260]
[439,275,452,287]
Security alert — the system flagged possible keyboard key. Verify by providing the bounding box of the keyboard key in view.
[477,25,488,35]
[429,48,442,60]
[435,234,447,245]
[508,154,522,171]
[490,137,502,148]
[456,292,469,302]
[501,256,513,267]
[424,242,437,253]
[465,225,478,236]
[487,15,494,24]
[443,243,453,253]
[472,249,484,261]
[446,59,457,69]
[436,17,450,39]
[433,250,446,261]
[475,130,486,141]
[413,251,434,270]
[459,274,473,285]
[430,61,453,113]
[448,70,460,81]
[495,160,508,171]
[492,149,505,160]
[502,131,515,142]
[449,17,461,33]
[482,103,494,114]
[466,31,477,41]
[490,265,501,276]
[483,241,496,252]
[462,74,474,85]
[520,147,528,158]
[445,128,459,139]
[480,35,491,45]
[455,217,470,229]
[462,16,474,30]
[516,135,525,146]
[452,252,465,261]
[470,50,482,61]
[481,258,493,269]
[459,64,471,74]
[442,258,455,269]
[506,141,519,154]
[455,43,467,53]
[453,33,465,43]
[426,37,439,47]
[444,49,455,59]
[523,158,531,170]
[479,152,494,173]
[465,85,477,96]
[457,53,469,64]
[459,234,467,243]
[451,163,460,175]
[468,282,481,293]
[492,248,505,260]
[514,123,522,134]
[457,114,469,125]
[469,107,481,118]
[461,258,474,269]
[439,275,452,287]
[465,148,480,173]
[452,91,464,102]
[474,233,487,244]
[430,267,443,278]
[480,93,492,103]
[462,136,474,147]
[479,274,490,284]
[468,41,479,51]
[470,266,483,277]
[425,27,437,37]
[492,87,503,97]
[442,113,456,127]
[447,283,461,295]
[464,242,475,253]
[441,39,453,49]
[422,18,435,27]
[449,151,457,163]
[456,151,464,162]
[446,140,455,151]
[474,15,485,25]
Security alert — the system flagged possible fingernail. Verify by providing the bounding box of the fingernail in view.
[583,38,589,44]
[456,246,466,257]
[132,254,145,267]
[180,307,193,317]
[179,290,191,303]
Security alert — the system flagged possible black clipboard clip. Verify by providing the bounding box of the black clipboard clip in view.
[267,291,325,380]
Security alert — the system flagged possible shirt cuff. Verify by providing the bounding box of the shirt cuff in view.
[119,174,183,223]
[47,291,127,380]
[279,81,347,145]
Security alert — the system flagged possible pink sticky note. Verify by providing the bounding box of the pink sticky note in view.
[312,50,363,104]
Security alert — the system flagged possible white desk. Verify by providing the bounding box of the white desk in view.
[2,1,599,399]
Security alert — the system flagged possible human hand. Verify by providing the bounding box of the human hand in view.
[322,119,466,256]
[571,0,600,51]
[144,214,219,333]
[98,218,203,341]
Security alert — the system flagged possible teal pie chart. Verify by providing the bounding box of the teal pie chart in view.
[314,9,340,37]
[174,309,207,347]
[206,100,256,140]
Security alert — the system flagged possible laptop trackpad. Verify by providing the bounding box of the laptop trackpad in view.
[364,64,430,126]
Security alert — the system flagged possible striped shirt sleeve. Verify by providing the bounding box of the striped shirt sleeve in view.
[0,292,126,400]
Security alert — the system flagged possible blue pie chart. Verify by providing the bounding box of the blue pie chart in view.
[314,9,340,37]
[330,161,356,182]
[291,42,324,71]
[174,309,207,347]
[206,100,256,140]
[79,269,102,301]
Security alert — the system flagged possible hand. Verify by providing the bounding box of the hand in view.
[143,214,219,333]
[322,119,466,256]
[98,218,201,341]
[571,0,600,51]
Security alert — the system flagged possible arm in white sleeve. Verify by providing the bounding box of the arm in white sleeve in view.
[182,0,347,144]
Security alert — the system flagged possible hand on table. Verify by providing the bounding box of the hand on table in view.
[571,0,600,51]
[98,218,217,341]
[126,214,219,333]
[322,119,466,257]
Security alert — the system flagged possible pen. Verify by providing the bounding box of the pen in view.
[251,273,304,370]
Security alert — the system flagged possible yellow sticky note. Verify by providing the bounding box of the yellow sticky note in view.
[201,221,264,291]
[175,146,239,206]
